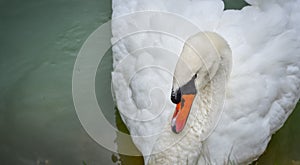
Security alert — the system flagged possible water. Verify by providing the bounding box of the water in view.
[0,0,299,164]
[0,0,117,164]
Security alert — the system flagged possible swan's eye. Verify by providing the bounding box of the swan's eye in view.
[194,73,197,78]
[171,89,181,104]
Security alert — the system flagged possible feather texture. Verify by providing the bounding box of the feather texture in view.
[111,0,300,164]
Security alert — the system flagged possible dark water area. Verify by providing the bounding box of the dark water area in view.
[0,0,299,164]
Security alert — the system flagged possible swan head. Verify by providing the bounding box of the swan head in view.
[170,32,232,133]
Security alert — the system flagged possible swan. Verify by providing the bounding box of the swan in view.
[111,0,300,164]
[149,31,233,164]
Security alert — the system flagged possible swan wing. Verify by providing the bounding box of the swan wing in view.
[203,1,300,163]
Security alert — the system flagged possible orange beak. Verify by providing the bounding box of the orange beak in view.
[171,94,196,133]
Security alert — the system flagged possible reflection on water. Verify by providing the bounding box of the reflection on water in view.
[95,48,144,164]
[257,103,300,165]
[113,109,144,165]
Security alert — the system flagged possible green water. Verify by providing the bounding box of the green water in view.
[0,0,299,165]
[0,0,116,164]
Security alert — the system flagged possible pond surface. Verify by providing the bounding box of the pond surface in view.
[0,0,299,164]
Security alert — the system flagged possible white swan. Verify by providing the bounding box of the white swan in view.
[149,31,233,164]
[111,0,300,164]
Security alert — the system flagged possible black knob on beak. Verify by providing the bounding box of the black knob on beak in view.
[171,88,181,104]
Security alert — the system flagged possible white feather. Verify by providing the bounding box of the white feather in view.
[111,0,300,164]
